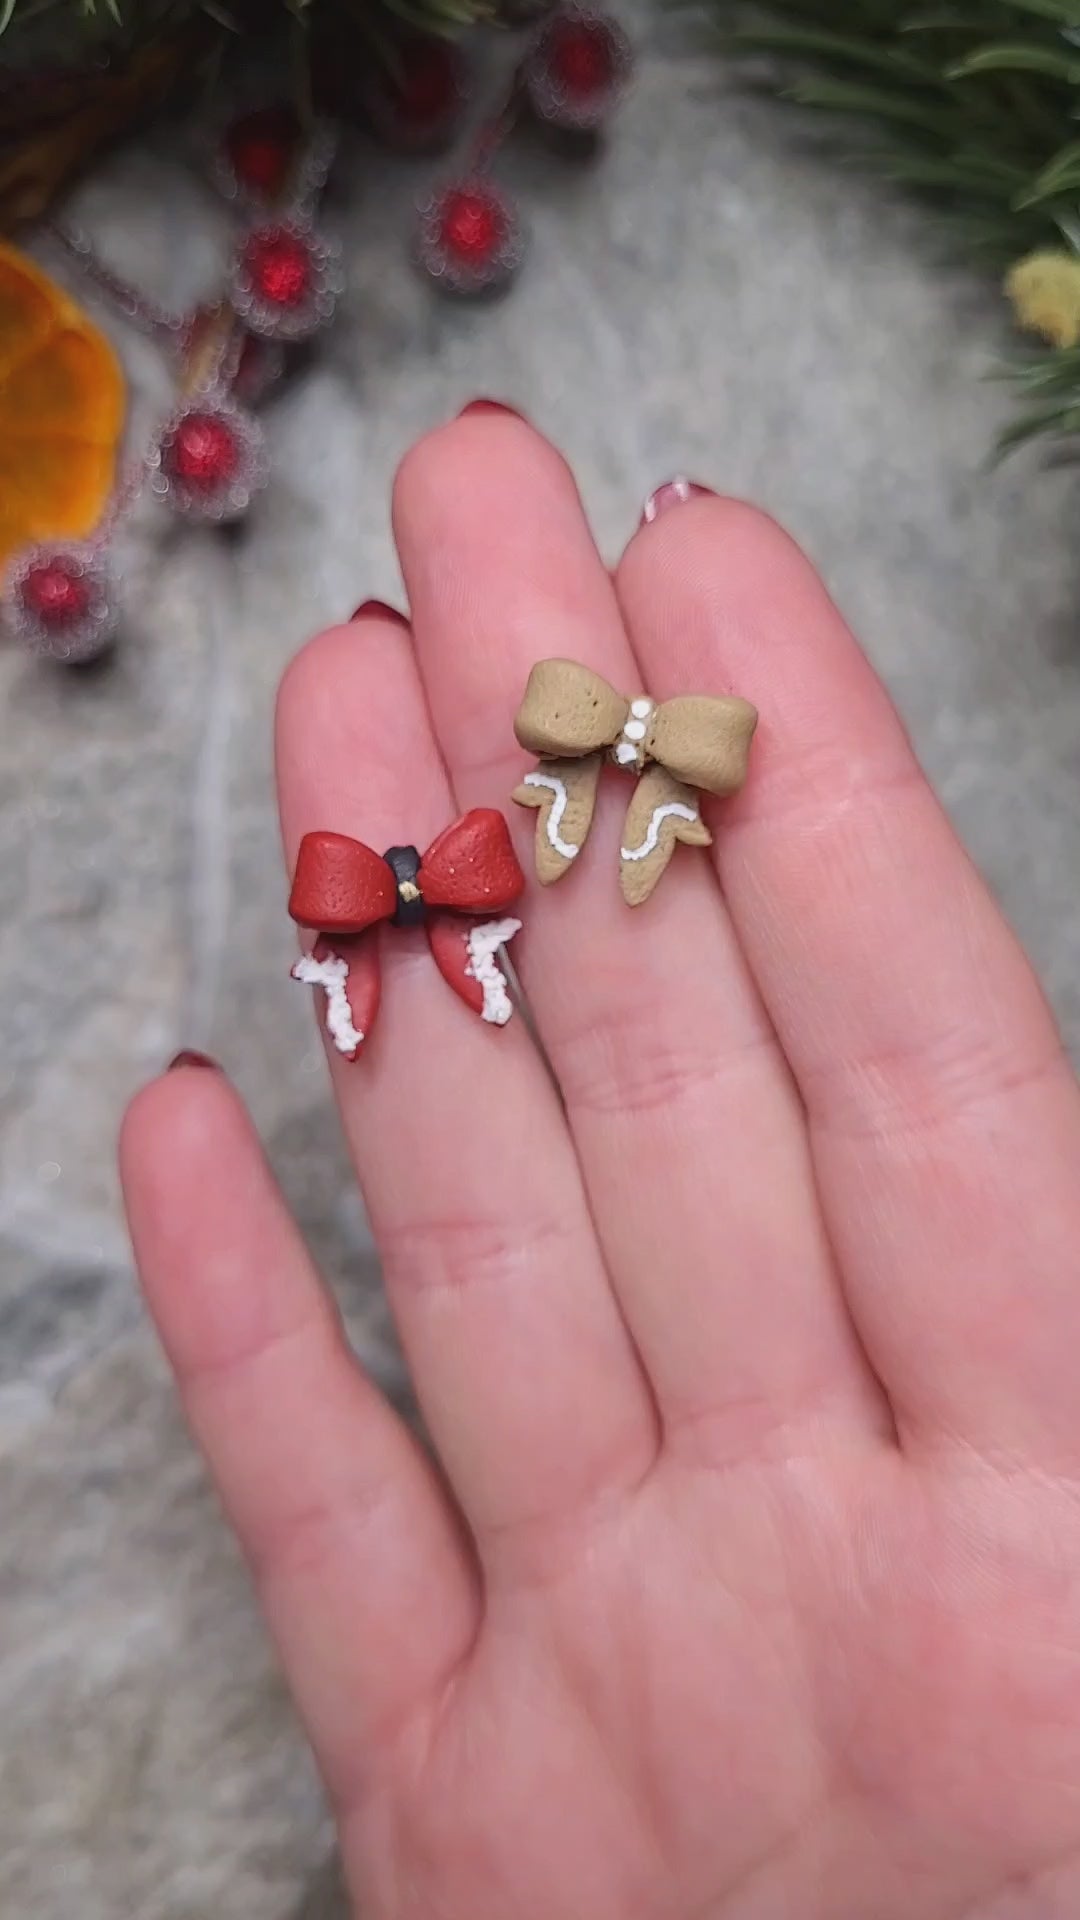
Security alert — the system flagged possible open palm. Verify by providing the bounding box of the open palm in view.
[121,415,1080,1919]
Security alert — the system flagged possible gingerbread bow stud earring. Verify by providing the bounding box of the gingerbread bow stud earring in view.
[288,809,524,1061]
[512,659,757,904]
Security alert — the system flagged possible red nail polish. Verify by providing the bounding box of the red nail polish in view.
[640,478,716,526]
[458,399,527,421]
[168,1049,219,1072]
[350,598,409,626]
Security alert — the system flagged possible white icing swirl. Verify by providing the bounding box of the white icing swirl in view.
[621,802,699,862]
[523,770,580,860]
[292,950,365,1054]
[466,918,522,1024]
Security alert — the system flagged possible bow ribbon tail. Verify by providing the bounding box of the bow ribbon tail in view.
[513,751,603,885]
[291,931,382,1062]
[427,913,522,1026]
[619,764,712,907]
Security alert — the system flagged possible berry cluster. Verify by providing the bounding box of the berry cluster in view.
[2,9,631,662]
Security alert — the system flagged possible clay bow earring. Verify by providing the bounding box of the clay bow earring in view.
[512,658,757,904]
[288,809,524,1060]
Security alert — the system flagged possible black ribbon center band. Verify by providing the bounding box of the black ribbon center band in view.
[383,845,426,928]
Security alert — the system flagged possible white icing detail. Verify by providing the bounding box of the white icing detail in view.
[466,918,522,1025]
[621,802,699,862]
[291,950,365,1055]
[523,770,580,860]
[613,695,653,767]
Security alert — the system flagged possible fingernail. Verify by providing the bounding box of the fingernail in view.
[640,478,716,526]
[350,598,409,626]
[168,1050,219,1072]
[458,398,527,421]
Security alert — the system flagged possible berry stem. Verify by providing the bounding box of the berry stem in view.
[465,75,522,173]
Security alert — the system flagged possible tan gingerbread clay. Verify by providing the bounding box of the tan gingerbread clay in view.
[512,658,757,904]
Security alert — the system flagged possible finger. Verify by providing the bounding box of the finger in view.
[393,413,885,1462]
[618,489,1080,1466]
[275,615,656,1551]
[119,1064,475,1805]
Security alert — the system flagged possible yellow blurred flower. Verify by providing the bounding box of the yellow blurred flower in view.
[1005,249,1080,350]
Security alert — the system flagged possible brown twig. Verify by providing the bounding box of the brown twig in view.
[0,27,209,233]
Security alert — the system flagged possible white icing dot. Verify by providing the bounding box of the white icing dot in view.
[630,698,652,719]
[623,718,646,742]
[614,742,638,765]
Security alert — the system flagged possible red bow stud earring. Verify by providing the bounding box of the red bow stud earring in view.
[288,808,525,1060]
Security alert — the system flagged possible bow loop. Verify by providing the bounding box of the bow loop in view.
[288,830,397,935]
[514,658,627,760]
[647,695,758,797]
[418,808,524,913]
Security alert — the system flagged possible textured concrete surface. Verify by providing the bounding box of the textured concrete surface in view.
[3,15,1080,1919]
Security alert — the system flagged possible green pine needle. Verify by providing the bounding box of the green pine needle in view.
[718,0,1080,451]
[0,0,488,43]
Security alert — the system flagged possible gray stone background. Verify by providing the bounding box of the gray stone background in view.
[3,10,1080,1918]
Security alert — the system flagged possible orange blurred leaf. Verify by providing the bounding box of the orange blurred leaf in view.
[0,242,125,564]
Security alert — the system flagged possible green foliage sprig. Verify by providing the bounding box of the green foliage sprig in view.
[0,0,489,59]
[0,0,491,230]
[719,0,1080,453]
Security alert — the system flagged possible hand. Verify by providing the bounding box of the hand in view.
[120,416,1080,1920]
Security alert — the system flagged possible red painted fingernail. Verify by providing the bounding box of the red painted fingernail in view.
[168,1049,219,1072]
[640,478,716,526]
[458,398,527,420]
[350,598,409,626]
